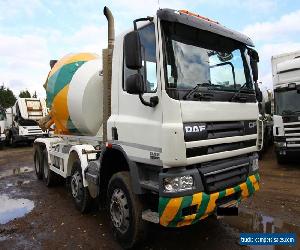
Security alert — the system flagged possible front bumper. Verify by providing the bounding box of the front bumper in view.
[158,173,260,227]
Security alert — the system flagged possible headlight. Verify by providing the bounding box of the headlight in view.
[163,175,194,193]
[251,158,259,172]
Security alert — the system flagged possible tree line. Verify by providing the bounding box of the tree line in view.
[0,84,38,109]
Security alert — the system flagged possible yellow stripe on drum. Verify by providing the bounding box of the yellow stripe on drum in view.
[249,175,259,191]
[204,192,219,215]
[52,84,70,134]
[177,192,203,227]
[49,53,99,78]
[160,197,183,227]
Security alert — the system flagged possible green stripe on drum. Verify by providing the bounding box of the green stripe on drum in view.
[47,61,86,106]
[67,117,81,134]
[168,195,193,227]
[192,193,210,224]
[254,173,260,182]
[158,197,171,217]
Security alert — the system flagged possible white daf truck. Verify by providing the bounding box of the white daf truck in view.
[272,51,300,163]
[33,7,262,248]
[5,98,48,146]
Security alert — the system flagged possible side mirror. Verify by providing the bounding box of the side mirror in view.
[124,31,142,70]
[248,49,259,82]
[126,74,144,94]
[255,82,263,103]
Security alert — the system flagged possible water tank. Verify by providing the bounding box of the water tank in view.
[45,53,103,135]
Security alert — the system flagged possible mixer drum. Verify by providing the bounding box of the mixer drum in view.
[45,53,103,135]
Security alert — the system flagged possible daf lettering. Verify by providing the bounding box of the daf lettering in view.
[185,125,206,133]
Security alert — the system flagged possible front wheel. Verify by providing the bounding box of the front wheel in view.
[107,172,147,249]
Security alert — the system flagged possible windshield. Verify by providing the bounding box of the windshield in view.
[162,21,254,101]
[275,89,300,115]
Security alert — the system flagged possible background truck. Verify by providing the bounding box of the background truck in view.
[34,7,262,248]
[5,98,48,146]
[272,51,300,163]
[0,107,6,148]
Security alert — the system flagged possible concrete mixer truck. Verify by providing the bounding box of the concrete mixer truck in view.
[33,7,263,248]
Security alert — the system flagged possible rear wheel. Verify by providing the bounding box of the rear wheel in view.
[34,147,43,179]
[107,171,147,249]
[42,149,56,186]
[70,161,92,213]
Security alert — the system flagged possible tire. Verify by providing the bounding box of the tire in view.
[34,148,43,180]
[70,161,92,213]
[42,149,56,186]
[107,171,147,249]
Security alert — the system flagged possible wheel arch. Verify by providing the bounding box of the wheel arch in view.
[68,144,96,187]
[98,145,142,204]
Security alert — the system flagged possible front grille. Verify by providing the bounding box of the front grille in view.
[186,139,256,158]
[283,122,300,147]
[198,155,250,193]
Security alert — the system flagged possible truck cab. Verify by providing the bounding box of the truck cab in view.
[272,51,300,163]
[6,98,48,145]
[105,8,262,227]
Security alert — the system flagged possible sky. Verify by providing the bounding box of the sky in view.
[1,0,300,98]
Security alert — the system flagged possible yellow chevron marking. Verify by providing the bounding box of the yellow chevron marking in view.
[49,53,98,78]
[226,188,235,196]
[240,183,249,198]
[249,175,259,191]
[177,214,196,227]
[176,193,203,227]
[160,197,183,227]
[204,192,219,215]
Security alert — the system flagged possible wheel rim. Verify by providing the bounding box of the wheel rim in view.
[71,171,82,200]
[110,188,130,233]
[43,156,48,179]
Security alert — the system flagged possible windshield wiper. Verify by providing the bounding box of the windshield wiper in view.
[229,83,252,102]
[183,82,214,100]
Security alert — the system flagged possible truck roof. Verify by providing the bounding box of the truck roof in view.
[271,50,300,60]
[157,8,254,47]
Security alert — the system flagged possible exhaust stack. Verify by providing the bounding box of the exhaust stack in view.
[102,6,115,142]
[103,6,115,50]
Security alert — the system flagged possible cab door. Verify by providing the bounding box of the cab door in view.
[115,22,163,165]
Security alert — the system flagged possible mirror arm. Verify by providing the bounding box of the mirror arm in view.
[138,93,158,107]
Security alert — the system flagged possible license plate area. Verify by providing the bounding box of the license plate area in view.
[216,192,240,216]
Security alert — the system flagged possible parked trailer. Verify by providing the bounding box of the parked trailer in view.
[272,51,300,163]
[5,98,48,146]
[34,7,262,248]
